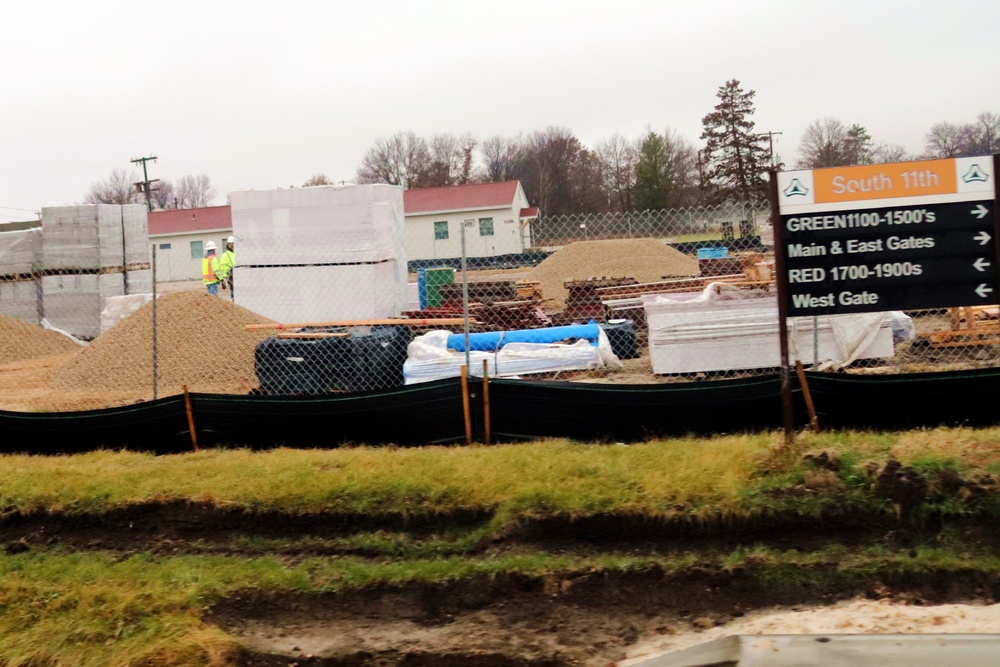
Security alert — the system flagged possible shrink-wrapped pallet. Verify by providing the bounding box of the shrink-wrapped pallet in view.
[42,273,126,340]
[0,227,40,276]
[230,184,407,323]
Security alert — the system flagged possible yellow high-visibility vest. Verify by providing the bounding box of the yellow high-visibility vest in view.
[202,254,220,285]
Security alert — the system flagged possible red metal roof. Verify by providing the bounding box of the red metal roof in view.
[403,181,520,214]
[520,207,539,218]
[148,206,232,236]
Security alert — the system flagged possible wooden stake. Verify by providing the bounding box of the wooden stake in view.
[795,360,821,434]
[182,385,200,452]
[482,359,492,446]
[460,366,473,445]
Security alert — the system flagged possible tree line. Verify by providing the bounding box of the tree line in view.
[83,79,999,215]
[351,79,997,215]
[83,170,216,210]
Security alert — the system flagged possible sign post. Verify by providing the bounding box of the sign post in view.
[772,155,999,440]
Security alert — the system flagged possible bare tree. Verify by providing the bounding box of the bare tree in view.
[303,173,333,186]
[871,142,912,164]
[355,131,431,189]
[150,180,175,209]
[83,168,143,205]
[967,112,1000,155]
[419,133,478,187]
[175,175,216,208]
[479,135,523,182]
[924,122,973,158]
[595,133,638,212]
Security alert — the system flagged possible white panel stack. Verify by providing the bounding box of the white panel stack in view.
[230,184,407,323]
[40,205,150,339]
[0,228,41,322]
[42,274,125,340]
[643,289,895,374]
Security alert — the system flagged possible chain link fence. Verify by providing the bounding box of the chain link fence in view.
[0,188,997,412]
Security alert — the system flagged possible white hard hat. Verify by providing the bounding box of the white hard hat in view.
[227,235,234,243]
[206,241,217,251]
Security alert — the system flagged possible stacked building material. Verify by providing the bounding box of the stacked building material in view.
[437,281,519,306]
[0,227,41,323]
[551,277,637,325]
[231,185,407,323]
[40,205,150,339]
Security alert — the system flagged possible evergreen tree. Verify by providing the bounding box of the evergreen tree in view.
[700,79,769,204]
[632,131,670,211]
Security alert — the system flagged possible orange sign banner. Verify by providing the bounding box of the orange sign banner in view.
[813,159,957,203]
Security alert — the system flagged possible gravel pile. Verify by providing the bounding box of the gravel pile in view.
[50,291,275,392]
[526,238,699,310]
[0,315,81,365]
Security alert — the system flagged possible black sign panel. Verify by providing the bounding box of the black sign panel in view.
[781,200,998,315]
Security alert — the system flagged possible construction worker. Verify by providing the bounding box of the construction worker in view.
[219,235,236,300]
[202,241,223,295]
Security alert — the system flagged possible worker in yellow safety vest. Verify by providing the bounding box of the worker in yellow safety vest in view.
[202,241,223,295]
[219,235,235,301]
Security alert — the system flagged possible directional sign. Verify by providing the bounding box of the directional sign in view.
[775,156,999,316]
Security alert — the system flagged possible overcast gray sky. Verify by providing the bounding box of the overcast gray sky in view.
[1,0,998,221]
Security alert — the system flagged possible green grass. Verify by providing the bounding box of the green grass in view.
[4,426,1000,665]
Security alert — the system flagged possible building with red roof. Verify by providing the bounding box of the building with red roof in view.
[148,181,538,280]
[148,205,233,281]
[403,180,536,261]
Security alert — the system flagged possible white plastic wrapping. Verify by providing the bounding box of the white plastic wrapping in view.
[0,227,40,275]
[41,205,149,270]
[101,293,154,333]
[230,184,407,323]
[403,328,620,384]
[42,273,126,340]
[643,283,897,374]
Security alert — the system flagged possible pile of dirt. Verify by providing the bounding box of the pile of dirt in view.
[49,291,275,393]
[0,314,81,365]
[526,238,699,311]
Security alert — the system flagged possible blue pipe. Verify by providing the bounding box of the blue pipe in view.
[447,322,601,352]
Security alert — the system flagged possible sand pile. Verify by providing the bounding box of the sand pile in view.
[526,238,698,310]
[0,314,81,365]
[50,291,276,393]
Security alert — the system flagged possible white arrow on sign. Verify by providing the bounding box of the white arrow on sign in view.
[976,283,994,298]
[974,258,992,272]
[973,204,989,219]
[975,230,992,245]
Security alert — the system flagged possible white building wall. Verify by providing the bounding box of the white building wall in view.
[406,205,525,261]
[150,230,232,282]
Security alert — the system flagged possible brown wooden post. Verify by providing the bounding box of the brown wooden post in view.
[460,365,473,445]
[182,385,200,452]
[482,359,492,446]
[795,360,821,433]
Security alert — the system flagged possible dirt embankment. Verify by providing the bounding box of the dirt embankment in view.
[4,503,1000,666]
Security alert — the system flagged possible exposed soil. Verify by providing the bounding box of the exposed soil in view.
[3,504,1000,666]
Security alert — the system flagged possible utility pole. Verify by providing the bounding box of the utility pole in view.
[756,132,783,167]
[130,156,159,212]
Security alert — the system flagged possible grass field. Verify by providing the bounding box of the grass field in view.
[3,427,1000,665]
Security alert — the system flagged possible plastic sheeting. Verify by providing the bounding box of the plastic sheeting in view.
[2,370,1000,453]
[403,328,621,384]
[230,184,407,323]
[644,283,897,374]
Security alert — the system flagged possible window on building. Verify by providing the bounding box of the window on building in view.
[433,221,449,240]
[190,240,203,259]
[158,243,171,250]
[478,217,494,236]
